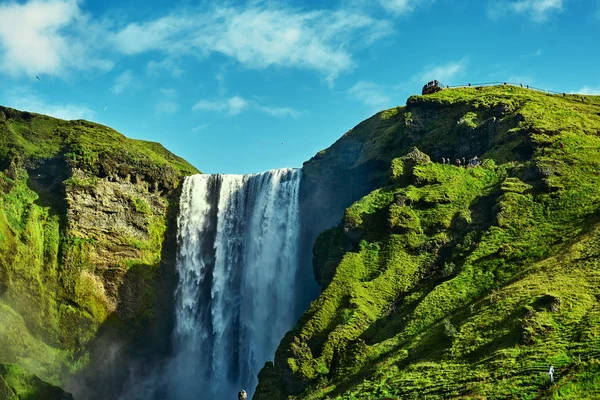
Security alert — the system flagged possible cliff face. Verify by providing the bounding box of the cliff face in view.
[0,106,198,398]
[257,86,600,399]
[298,86,535,289]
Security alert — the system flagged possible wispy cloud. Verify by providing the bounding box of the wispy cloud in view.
[575,86,600,95]
[147,59,183,78]
[488,0,563,22]
[111,70,135,94]
[376,0,434,15]
[111,5,392,85]
[191,123,210,133]
[192,96,249,116]
[415,59,467,83]
[159,88,177,97]
[154,87,179,114]
[192,96,300,117]
[348,81,391,109]
[154,102,178,114]
[0,2,392,84]
[4,88,95,120]
[256,105,301,118]
[0,0,112,78]
[506,75,533,85]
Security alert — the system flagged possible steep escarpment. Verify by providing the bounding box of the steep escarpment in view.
[299,86,536,290]
[0,106,198,398]
[257,86,600,399]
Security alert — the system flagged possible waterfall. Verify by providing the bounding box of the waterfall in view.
[170,168,302,399]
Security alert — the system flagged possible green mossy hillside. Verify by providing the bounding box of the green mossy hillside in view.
[0,363,74,400]
[0,106,197,190]
[256,86,600,399]
[0,106,199,396]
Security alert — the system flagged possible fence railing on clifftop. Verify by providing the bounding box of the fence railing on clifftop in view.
[443,81,573,96]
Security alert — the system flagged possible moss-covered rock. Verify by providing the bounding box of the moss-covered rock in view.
[0,363,74,400]
[0,106,199,396]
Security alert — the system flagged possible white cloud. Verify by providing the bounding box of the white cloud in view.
[154,101,178,114]
[348,81,391,108]
[192,96,249,116]
[192,96,300,117]
[4,89,95,120]
[191,124,210,133]
[111,6,391,84]
[0,0,112,77]
[112,16,191,55]
[506,75,533,85]
[147,59,183,78]
[153,87,178,114]
[0,2,392,83]
[111,70,135,94]
[377,0,433,15]
[159,88,177,97]
[256,106,301,118]
[576,86,600,95]
[488,0,563,22]
[415,59,467,83]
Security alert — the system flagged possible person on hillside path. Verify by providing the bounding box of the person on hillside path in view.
[442,157,446,164]
[473,155,479,166]
[549,365,554,383]
[456,159,461,167]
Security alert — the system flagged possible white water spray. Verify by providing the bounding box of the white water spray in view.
[170,169,301,399]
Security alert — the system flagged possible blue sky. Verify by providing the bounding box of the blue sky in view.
[0,0,599,174]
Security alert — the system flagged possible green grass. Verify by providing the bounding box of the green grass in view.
[0,105,199,392]
[0,363,73,399]
[0,106,199,186]
[256,86,600,399]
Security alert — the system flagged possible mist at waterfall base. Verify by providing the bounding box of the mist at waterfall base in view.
[158,168,304,399]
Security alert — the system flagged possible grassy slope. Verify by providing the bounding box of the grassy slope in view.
[0,363,73,400]
[0,106,198,183]
[0,106,199,390]
[255,86,600,399]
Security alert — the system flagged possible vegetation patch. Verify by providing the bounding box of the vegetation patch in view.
[257,86,600,399]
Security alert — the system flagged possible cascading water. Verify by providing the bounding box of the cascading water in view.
[170,168,302,399]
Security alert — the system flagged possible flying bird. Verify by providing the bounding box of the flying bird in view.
[35,75,40,80]
[104,106,108,111]
[282,141,284,145]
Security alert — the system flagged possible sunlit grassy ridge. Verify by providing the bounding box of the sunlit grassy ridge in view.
[255,86,600,399]
[0,106,198,186]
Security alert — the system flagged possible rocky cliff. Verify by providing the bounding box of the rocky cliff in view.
[257,86,600,399]
[0,106,198,399]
